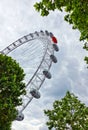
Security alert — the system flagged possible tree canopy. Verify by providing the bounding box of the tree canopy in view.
[44,91,88,130]
[0,54,26,130]
[34,0,88,66]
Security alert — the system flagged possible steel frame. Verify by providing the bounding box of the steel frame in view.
[0,30,57,114]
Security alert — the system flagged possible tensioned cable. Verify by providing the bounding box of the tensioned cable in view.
[0,30,58,119]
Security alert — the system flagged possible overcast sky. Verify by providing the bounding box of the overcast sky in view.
[0,0,88,130]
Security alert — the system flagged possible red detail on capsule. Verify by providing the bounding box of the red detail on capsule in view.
[52,36,58,44]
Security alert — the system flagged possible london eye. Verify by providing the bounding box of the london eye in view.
[0,30,59,121]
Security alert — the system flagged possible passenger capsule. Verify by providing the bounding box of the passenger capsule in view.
[35,31,39,36]
[52,36,58,44]
[40,30,44,35]
[50,55,57,63]
[53,44,59,52]
[45,30,49,36]
[30,33,33,38]
[49,32,54,37]
[30,88,41,99]
[16,112,24,121]
[43,70,51,79]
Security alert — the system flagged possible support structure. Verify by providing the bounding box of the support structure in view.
[0,30,59,121]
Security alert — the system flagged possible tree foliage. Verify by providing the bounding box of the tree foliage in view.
[34,0,88,66]
[0,54,26,130]
[44,91,88,130]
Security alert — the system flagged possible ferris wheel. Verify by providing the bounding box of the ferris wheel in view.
[0,30,59,121]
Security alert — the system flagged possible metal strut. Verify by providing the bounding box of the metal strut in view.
[1,30,59,121]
